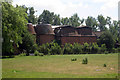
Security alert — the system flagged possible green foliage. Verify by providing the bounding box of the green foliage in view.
[100,44,106,54]
[71,58,77,61]
[38,53,44,56]
[38,43,50,55]
[97,15,107,31]
[38,10,54,24]
[104,51,109,54]
[34,50,44,56]
[117,47,120,53]
[53,14,61,25]
[103,64,107,67]
[34,50,39,56]
[90,43,100,54]
[19,32,37,53]
[28,7,37,24]
[19,53,26,56]
[63,43,73,54]
[109,20,120,42]
[61,17,69,25]
[61,13,80,27]
[99,31,115,50]
[72,43,82,54]
[82,58,88,64]
[82,43,91,54]
[38,41,62,55]
[69,13,80,27]
[85,16,98,31]
[2,2,28,55]
[49,42,62,55]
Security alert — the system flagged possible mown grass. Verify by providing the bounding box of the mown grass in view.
[2,53,118,78]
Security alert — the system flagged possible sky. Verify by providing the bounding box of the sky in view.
[12,0,119,20]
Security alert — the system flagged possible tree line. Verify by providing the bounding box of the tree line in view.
[2,2,120,56]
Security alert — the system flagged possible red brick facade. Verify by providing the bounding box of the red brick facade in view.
[36,34,54,45]
[28,24,97,45]
[61,36,97,45]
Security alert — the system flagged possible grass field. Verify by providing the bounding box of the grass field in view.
[2,53,118,78]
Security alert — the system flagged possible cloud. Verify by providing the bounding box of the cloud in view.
[12,0,118,20]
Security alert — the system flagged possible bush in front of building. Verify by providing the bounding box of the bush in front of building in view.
[34,50,44,56]
[117,47,120,53]
[99,44,106,54]
[38,43,50,55]
[38,41,118,55]
[38,41,62,55]
[72,43,83,54]
[90,43,100,54]
[82,43,91,54]
[19,53,27,56]
[63,43,73,54]
[49,43,62,55]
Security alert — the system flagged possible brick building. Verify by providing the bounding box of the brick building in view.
[27,24,97,45]
[54,25,97,45]
[34,24,54,45]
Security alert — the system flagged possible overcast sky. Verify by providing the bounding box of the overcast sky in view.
[12,0,119,20]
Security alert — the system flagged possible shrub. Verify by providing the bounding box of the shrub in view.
[63,43,73,54]
[104,51,109,54]
[103,64,107,67]
[100,44,107,54]
[50,42,62,55]
[90,43,100,54]
[38,53,44,56]
[38,43,50,55]
[82,58,88,64]
[8,55,15,58]
[99,31,115,50]
[72,43,82,54]
[117,47,120,53]
[19,53,26,56]
[111,48,117,53]
[34,50,39,56]
[82,43,90,54]
[71,58,77,61]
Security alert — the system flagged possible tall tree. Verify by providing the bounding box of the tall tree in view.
[2,2,28,55]
[28,7,37,24]
[69,13,80,27]
[109,20,120,42]
[53,14,61,25]
[38,10,54,24]
[61,17,70,25]
[97,15,107,31]
[99,30,115,50]
[85,16,98,31]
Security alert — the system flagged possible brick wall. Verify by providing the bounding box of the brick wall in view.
[36,34,54,45]
[77,28,92,35]
[61,36,97,45]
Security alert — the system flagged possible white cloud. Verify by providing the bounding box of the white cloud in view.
[12,0,118,20]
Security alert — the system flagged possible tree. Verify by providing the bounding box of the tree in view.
[109,20,119,42]
[97,15,107,31]
[61,17,70,25]
[69,13,80,27]
[2,2,28,55]
[99,30,115,50]
[80,18,84,26]
[38,10,54,24]
[19,31,37,54]
[52,14,61,25]
[85,16,98,31]
[28,7,37,24]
